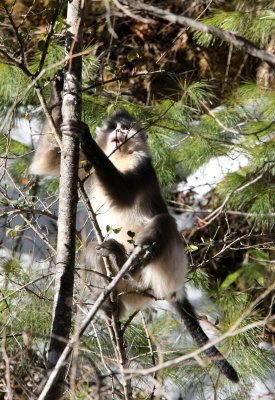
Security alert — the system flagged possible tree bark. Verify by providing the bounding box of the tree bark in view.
[45,1,85,399]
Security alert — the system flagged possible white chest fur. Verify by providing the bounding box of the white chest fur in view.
[89,182,149,251]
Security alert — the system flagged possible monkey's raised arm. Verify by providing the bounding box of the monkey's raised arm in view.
[61,120,135,206]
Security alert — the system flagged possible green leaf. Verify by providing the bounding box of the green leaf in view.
[221,268,243,289]
[127,230,135,238]
[106,225,111,233]
[127,49,141,62]
[186,244,198,253]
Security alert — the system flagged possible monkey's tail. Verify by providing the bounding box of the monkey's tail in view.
[173,297,239,383]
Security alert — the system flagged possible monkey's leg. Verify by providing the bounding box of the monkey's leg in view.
[172,297,239,383]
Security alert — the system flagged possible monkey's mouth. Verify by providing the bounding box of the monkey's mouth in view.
[112,138,122,144]
[110,131,126,149]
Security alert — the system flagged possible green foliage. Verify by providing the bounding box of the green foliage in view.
[29,42,64,77]
[0,256,23,280]
[194,8,275,47]
[0,135,29,156]
[0,64,34,107]
[221,249,272,289]
[217,165,274,229]
[178,80,216,111]
[0,255,52,335]
[188,268,210,291]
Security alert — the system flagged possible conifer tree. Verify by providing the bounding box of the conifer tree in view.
[0,0,274,398]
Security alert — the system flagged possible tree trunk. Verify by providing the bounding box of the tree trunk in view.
[45,1,84,399]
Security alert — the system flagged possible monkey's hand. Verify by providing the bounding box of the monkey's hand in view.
[61,120,91,142]
[96,239,127,260]
[52,70,64,97]
[96,239,127,271]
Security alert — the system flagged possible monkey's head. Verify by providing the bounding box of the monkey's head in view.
[96,110,148,156]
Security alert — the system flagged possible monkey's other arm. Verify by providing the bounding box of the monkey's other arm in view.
[29,73,64,176]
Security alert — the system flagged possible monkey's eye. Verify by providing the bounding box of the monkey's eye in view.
[120,124,129,131]
[107,121,117,131]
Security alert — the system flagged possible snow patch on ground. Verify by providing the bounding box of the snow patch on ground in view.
[177,152,249,201]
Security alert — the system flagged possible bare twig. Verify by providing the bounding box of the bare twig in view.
[140,312,157,399]
[83,69,165,92]
[3,170,57,254]
[200,172,264,228]
[2,2,27,65]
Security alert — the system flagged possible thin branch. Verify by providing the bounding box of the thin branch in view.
[36,0,63,76]
[199,172,265,228]
[83,69,165,92]
[198,100,238,134]
[140,312,156,399]
[3,208,57,221]
[1,345,12,400]
[2,2,27,65]
[0,273,54,303]
[3,170,57,254]
[0,46,31,76]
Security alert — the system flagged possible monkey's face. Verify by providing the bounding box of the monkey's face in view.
[108,121,132,151]
[96,110,148,155]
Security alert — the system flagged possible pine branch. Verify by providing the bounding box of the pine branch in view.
[122,1,275,66]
